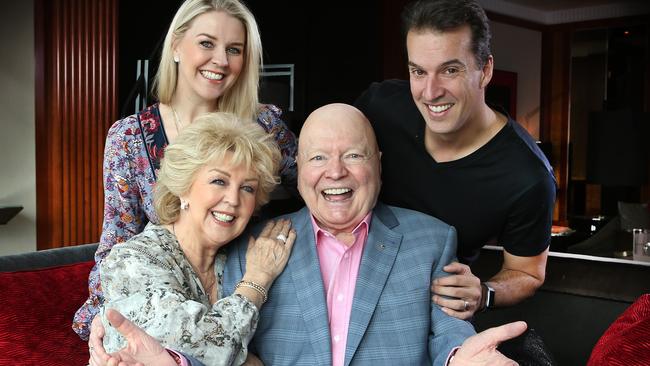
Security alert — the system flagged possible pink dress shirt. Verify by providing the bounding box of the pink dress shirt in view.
[311,213,371,366]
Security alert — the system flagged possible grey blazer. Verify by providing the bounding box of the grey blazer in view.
[186,202,475,365]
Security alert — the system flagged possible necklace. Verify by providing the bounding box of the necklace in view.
[172,223,217,303]
[170,105,184,134]
[195,267,217,303]
[204,277,217,303]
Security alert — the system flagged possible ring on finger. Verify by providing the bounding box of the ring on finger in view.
[276,234,288,243]
[463,300,469,311]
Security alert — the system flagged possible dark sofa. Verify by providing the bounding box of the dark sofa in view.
[0,243,98,366]
[1,243,648,366]
[473,247,650,365]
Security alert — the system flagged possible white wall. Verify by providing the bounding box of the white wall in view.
[0,0,36,255]
[490,20,542,139]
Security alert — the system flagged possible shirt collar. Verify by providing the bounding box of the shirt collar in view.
[310,212,373,245]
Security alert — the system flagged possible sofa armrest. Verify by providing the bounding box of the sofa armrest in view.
[0,243,98,272]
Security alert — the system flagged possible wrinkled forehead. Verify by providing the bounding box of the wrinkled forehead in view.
[299,108,378,154]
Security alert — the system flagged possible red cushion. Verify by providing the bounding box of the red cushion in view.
[0,261,94,366]
[588,294,650,366]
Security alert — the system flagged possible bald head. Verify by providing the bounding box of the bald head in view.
[297,103,382,235]
[299,103,379,155]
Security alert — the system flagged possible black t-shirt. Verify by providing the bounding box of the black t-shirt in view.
[355,79,556,264]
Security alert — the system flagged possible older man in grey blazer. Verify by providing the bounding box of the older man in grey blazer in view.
[89,104,526,366]
[221,103,474,365]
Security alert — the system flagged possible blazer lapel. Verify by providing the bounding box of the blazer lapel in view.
[345,203,402,365]
[287,207,333,365]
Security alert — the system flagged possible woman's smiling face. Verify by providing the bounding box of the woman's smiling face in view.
[180,153,258,247]
[173,10,246,103]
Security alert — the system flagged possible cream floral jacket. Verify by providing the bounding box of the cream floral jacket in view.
[100,223,258,366]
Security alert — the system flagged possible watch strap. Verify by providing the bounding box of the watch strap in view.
[480,282,495,310]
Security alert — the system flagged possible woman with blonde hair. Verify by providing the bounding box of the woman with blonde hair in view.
[73,0,297,339]
[95,113,295,365]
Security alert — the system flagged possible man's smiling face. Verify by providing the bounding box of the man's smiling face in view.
[407,25,492,138]
[297,104,381,235]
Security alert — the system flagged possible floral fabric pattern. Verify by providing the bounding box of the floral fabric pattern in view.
[72,103,297,339]
[100,224,258,365]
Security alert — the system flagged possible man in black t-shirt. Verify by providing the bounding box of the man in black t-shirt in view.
[355,0,556,319]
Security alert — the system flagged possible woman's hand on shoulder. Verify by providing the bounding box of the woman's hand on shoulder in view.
[243,219,296,288]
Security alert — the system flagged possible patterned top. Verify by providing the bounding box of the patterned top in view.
[100,223,258,365]
[73,103,297,339]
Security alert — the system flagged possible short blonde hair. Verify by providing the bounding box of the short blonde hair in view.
[154,0,262,120]
[154,112,280,224]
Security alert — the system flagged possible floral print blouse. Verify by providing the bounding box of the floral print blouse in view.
[73,103,297,339]
[100,223,258,365]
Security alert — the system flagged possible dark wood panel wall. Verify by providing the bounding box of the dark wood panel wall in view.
[544,16,650,221]
[35,0,118,249]
[541,28,572,225]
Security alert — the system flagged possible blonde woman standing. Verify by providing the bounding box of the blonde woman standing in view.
[73,0,297,340]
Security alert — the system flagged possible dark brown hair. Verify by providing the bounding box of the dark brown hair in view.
[401,0,492,68]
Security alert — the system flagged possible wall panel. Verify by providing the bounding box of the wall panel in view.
[35,0,117,249]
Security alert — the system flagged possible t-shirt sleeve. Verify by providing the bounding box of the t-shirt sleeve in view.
[500,174,556,256]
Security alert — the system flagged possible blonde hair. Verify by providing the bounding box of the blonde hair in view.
[154,112,281,224]
[154,0,262,120]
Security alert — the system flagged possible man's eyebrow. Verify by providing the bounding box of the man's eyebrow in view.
[439,59,465,68]
[407,59,466,70]
[299,148,323,156]
[408,61,422,69]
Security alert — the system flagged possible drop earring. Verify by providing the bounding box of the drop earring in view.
[180,200,189,210]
